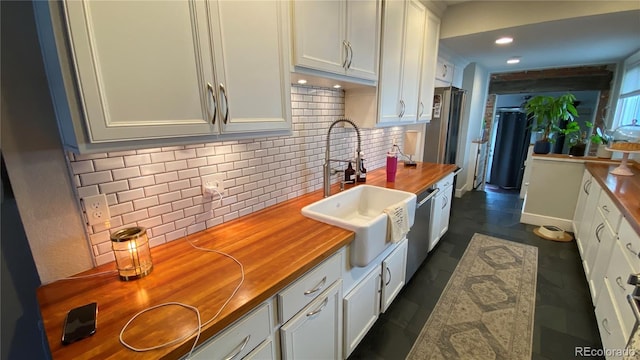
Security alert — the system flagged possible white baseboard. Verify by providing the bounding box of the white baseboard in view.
[455,183,468,198]
[520,212,574,232]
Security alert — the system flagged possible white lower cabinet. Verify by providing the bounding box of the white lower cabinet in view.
[595,283,628,360]
[343,266,381,357]
[381,239,408,312]
[280,280,343,360]
[191,301,274,360]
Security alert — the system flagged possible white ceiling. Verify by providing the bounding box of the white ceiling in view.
[438,6,640,73]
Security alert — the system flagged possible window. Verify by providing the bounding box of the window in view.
[612,58,640,128]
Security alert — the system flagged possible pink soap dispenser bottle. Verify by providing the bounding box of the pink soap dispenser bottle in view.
[386,148,398,182]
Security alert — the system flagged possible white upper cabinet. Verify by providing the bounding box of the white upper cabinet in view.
[36,0,291,152]
[417,8,440,123]
[209,0,292,134]
[63,1,216,142]
[378,0,425,125]
[291,0,381,83]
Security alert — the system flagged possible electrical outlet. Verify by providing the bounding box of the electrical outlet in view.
[83,194,111,226]
[201,174,225,196]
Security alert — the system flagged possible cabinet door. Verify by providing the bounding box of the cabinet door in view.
[291,0,346,75]
[438,185,453,239]
[344,266,381,357]
[209,0,292,134]
[378,0,405,124]
[577,180,602,257]
[573,170,592,239]
[281,280,343,360]
[417,9,440,123]
[381,239,408,312]
[398,0,425,122]
[64,1,216,142]
[344,0,381,81]
[595,285,628,359]
[428,192,443,251]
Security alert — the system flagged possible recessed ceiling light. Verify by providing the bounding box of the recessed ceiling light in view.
[507,58,521,64]
[333,84,342,89]
[495,37,513,45]
[297,79,307,84]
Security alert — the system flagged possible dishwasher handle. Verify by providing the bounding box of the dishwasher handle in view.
[417,188,440,208]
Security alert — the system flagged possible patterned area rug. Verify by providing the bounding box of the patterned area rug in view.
[407,233,538,360]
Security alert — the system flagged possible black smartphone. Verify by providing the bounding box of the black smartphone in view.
[61,302,97,345]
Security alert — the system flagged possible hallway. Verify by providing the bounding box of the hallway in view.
[349,189,603,359]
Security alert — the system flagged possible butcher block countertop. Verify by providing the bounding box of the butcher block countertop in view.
[37,162,457,360]
[586,162,640,236]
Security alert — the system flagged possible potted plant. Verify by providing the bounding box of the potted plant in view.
[561,121,592,156]
[525,93,579,154]
[590,127,613,158]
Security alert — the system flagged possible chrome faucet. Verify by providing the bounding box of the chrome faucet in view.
[324,118,361,197]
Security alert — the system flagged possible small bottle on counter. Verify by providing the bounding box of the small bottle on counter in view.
[357,152,367,183]
[345,162,356,183]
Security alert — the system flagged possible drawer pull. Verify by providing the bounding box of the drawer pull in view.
[583,179,591,195]
[206,82,217,124]
[306,297,329,317]
[385,267,392,286]
[616,276,626,291]
[626,243,638,256]
[602,318,612,335]
[602,205,610,213]
[223,335,250,360]
[304,276,327,296]
[595,223,605,243]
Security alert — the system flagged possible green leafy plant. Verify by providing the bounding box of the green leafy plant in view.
[525,93,579,143]
[561,121,593,146]
[589,127,610,145]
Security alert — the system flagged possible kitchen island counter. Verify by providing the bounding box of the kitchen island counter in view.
[37,162,456,359]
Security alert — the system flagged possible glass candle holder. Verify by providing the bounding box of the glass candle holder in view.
[110,227,153,281]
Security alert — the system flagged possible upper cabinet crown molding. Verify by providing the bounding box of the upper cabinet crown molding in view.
[34,0,292,153]
[291,0,381,86]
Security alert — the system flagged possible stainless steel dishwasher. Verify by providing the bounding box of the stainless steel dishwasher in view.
[405,186,439,282]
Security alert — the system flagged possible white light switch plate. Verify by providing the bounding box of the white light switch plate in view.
[83,194,111,226]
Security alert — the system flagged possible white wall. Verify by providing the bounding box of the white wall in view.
[457,62,490,197]
[2,0,94,284]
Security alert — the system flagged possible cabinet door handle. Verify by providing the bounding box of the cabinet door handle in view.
[602,318,612,335]
[595,223,605,243]
[626,243,638,256]
[223,335,250,360]
[419,101,424,118]
[342,40,349,68]
[306,297,329,317]
[583,179,591,195]
[346,41,353,69]
[385,267,392,286]
[219,83,229,124]
[304,276,327,295]
[616,276,626,291]
[442,196,448,209]
[399,100,405,118]
[206,82,217,124]
[602,205,610,213]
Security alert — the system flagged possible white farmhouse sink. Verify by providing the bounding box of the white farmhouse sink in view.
[302,185,417,267]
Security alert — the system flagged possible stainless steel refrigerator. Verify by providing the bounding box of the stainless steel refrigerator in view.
[423,86,466,164]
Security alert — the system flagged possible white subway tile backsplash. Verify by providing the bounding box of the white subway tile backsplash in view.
[67,85,408,265]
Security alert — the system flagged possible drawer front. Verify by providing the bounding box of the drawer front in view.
[436,172,454,190]
[605,240,637,341]
[618,218,640,271]
[598,192,622,232]
[595,285,628,359]
[278,252,342,323]
[192,301,272,360]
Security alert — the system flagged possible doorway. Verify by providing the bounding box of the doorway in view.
[486,110,531,190]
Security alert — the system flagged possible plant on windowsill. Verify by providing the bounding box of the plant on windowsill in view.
[525,93,579,154]
[589,127,613,158]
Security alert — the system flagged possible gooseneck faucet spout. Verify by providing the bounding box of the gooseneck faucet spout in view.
[324,118,362,197]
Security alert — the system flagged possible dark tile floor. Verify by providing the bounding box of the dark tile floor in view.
[349,188,603,360]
